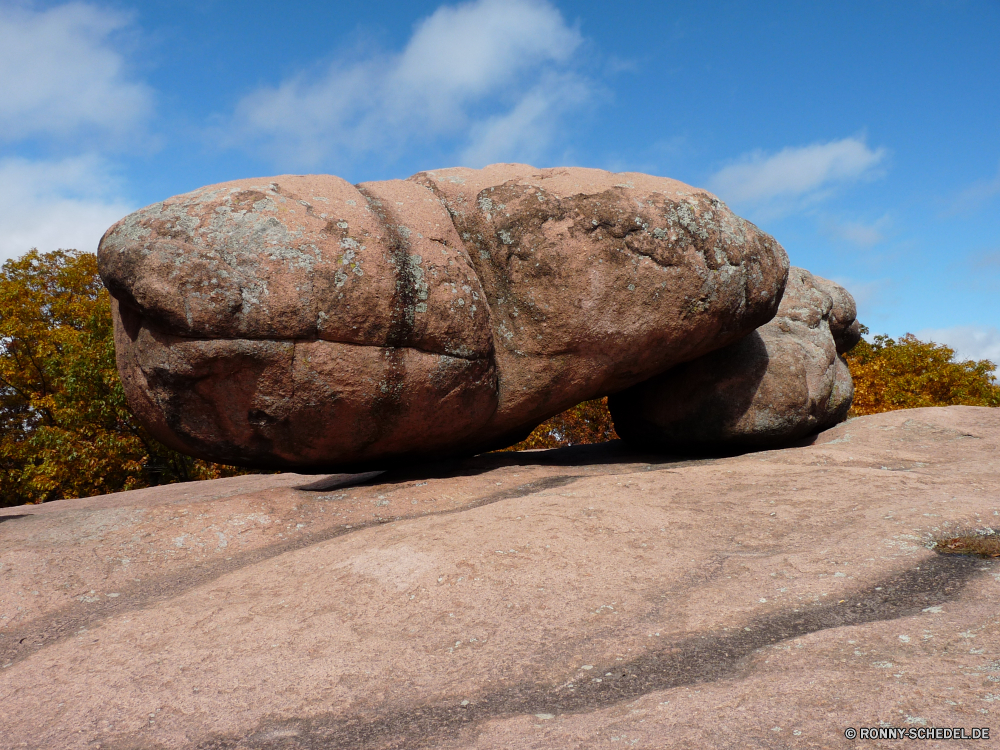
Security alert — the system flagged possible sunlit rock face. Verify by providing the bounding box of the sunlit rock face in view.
[610,267,860,452]
[98,164,788,470]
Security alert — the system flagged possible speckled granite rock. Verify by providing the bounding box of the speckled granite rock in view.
[97,165,788,470]
[1,406,998,749]
[609,267,860,452]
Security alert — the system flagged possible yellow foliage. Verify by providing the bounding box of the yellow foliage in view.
[498,397,618,451]
[0,249,257,507]
[844,326,1000,415]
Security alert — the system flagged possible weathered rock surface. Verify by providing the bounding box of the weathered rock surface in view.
[98,165,788,470]
[1,406,998,749]
[610,267,861,452]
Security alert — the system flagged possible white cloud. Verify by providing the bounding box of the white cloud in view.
[230,0,590,168]
[392,0,580,106]
[0,1,152,144]
[708,137,887,209]
[916,325,1000,365]
[0,155,133,262]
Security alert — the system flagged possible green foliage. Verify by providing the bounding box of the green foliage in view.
[0,249,255,507]
[844,325,1000,415]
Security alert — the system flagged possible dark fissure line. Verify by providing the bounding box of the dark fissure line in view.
[0,476,583,669]
[128,317,489,361]
[350,186,414,454]
[353,185,416,351]
[185,554,988,750]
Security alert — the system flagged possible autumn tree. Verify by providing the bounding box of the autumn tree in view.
[0,249,252,507]
[844,325,1000,415]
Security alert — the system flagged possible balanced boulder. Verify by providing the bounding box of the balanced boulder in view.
[98,164,789,470]
[609,267,861,452]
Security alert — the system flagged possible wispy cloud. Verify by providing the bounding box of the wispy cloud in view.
[0,155,133,262]
[0,1,152,145]
[962,248,1000,292]
[830,276,895,322]
[824,214,892,247]
[229,0,593,169]
[973,249,1000,270]
[952,159,1000,212]
[917,325,1000,366]
[459,72,592,166]
[708,137,887,215]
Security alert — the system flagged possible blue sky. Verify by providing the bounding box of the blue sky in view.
[3,0,999,362]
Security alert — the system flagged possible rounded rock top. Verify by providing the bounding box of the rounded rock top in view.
[98,165,789,470]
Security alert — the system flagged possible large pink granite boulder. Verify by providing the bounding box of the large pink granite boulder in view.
[98,165,788,469]
[609,267,861,451]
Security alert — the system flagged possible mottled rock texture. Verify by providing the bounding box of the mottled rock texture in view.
[98,165,788,470]
[610,267,861,452]
[2,406,999,749]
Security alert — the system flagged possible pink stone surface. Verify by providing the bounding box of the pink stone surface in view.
[98,165,788,470]
[1,406,998,749]
[611,267,859,450]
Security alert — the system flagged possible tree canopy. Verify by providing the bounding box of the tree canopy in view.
[844,325,1000,414]
[0,249,251,507]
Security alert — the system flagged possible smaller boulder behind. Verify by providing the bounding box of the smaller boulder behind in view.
[609,267,860,452]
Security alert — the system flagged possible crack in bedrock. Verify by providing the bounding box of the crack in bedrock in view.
[186,554,988,750]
